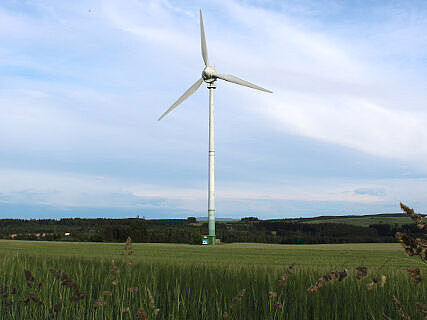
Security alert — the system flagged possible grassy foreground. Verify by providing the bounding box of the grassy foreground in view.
[0,241,424,319]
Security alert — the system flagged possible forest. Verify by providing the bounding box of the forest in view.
[0,216,422,245]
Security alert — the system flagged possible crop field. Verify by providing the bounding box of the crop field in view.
[0,241,424,319]
[302,216,414,227]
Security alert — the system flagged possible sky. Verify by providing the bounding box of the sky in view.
[0,0,426,219]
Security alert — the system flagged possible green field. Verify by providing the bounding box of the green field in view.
[0,241,420,268]
[0,241,424,319]
[303,216,414,227]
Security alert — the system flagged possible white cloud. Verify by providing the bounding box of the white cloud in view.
[261,94,427,162]
[1,0,427,216]
[3,0,426,165]
[1,168,426,212]
[101,0,427,165]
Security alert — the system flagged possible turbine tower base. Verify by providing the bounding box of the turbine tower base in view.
[207,235,216,245]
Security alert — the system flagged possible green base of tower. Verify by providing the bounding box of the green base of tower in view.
[207,235,216,245]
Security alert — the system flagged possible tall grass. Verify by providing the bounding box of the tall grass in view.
[0,254,423,319]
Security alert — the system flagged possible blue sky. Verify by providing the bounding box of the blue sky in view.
[1,0,426,219]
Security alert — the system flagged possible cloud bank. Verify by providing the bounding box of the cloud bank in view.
[0,0,426,218]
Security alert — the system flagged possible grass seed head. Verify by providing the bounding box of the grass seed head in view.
[146,288,157,310]
[274,301,284,310]
[307,269,348,293]
[24,269,34,282]
[415,303,427,317]
[53,300,62,312]
[285,262,296,274]
[380,275,387,287]
[400,203,425,227]
[397,203,427,263]
[367,277,385,290]
[407,268,422,284]
[137,307,147,320]
[50,269,85,303]
[93,299,106,307]
[232,288,246,303]
[355,266,368,280]
[393,295,411,320]
[49,268,61,279]
[29,294,43,305]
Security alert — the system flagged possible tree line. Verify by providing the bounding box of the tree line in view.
[0,217,423,245]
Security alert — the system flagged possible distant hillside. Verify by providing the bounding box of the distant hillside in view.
[298,213,416,227]
[0,213,423,244]
[197,217,239,222]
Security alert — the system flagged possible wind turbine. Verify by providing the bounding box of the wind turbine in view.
[158,10,272,245]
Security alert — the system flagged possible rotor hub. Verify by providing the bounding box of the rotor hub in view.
[202,66,217,83]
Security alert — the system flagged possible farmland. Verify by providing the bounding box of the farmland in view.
[0,241,419,267]
[301,215,414,227]
[0,241,424,319]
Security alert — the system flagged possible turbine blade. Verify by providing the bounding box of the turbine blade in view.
[158,78,203,121]
[217,74,272,93]
[200,9,209,66]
